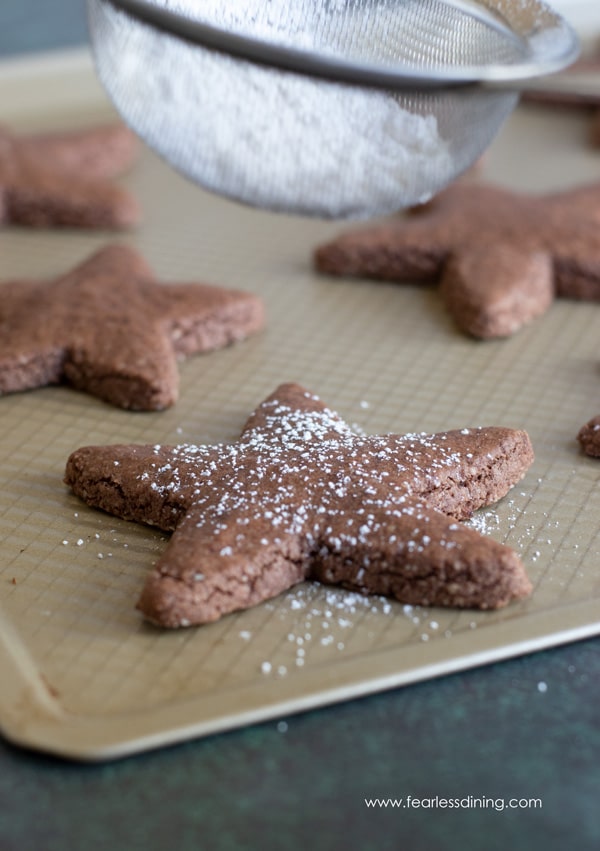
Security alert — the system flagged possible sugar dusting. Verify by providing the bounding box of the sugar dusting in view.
[137,393,508,579]
[258,582,415,675]
[65,389,535,630]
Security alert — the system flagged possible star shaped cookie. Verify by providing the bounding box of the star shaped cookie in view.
[65,383,534,628]
[0,122,140,228]
[315,181,600,339]
[0,244,264,410]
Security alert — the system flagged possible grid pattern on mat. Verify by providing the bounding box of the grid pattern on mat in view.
[0,57,599,753]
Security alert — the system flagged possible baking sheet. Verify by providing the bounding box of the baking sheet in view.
[0,48,599,761]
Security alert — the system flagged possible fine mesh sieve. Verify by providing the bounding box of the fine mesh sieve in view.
[87,0,579,219]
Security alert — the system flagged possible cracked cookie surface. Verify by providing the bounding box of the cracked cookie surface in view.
[65,383,534,628]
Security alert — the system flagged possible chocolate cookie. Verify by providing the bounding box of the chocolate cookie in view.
[65,383,534,628]
[0,244,264,410]
[315,181,600,339]
[0,122,139,228]
[577,416,600,457]
[591,111,600,148]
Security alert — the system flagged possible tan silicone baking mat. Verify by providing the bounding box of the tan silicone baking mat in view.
[0,48,599,761]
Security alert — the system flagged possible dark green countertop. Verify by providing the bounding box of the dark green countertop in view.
[1,640,599,850]
[1,3,599,849]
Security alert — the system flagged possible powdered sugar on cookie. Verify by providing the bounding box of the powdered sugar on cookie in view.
[65,383,534,627]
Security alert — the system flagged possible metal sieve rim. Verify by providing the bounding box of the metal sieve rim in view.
[102,0,580,90]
